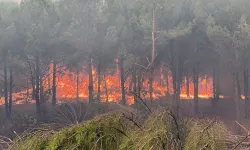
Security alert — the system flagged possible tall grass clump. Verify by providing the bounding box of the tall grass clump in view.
[10,112,136,150]
[120,108,190,150]
[52,102,130,125]
[183,119,228,150]
[8,107,229,150]
[9,129,55,150]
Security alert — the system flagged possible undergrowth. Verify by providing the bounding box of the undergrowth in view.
[8,108,228,150]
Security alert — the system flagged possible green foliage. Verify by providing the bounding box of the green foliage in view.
[184,119,228,150]
[10,112,135,150]
[10,130,51,150]
[120,108,190,150]
[9,109,229,150]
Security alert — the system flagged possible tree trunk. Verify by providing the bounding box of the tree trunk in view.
[132,65,137,104]
[186,75,190,97]
[76,69,79,102]
[4,55,9,119]
[35,56,40,119]
[32,79,35,99]
[88,56,94,103]
[234,72,241,134]
[175,57,181,116]
[97,61,101,103]
[216,70,220,100]
[149,5,156,104]
[27,76,29,99]
[176,73,181,115]
[27,59,35,99]
[244,68,249,118]
[52,60,56,106]
[48,72,51,94]
[137,69,142,99]
[170,39,176,105]
[212,67,217,107]
[40,77,44,104]
[237,73,242,100]
[9,67,13,116]
[104,73,109,103]
[170,38,180,114]
[193,63,199,114]
[166,71,169,98]
[119,56,126,105]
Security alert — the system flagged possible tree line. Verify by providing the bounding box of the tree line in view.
[1,0,250,122]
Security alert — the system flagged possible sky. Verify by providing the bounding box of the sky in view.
[0,0,20,3]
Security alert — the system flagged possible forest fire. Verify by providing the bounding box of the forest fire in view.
[51,64,216,104]
[0,65,217,106]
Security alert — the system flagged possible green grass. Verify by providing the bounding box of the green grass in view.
[9,108,228,150]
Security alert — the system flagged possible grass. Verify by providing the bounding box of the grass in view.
[184,119,227,150]
[8,107,229,150]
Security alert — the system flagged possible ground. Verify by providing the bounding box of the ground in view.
[0,97,248,137]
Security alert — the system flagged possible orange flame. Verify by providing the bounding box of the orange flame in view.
[0,62,222,105]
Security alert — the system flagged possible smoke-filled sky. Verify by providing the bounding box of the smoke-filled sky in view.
[0,0,20,3]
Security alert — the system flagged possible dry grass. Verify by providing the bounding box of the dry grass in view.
[7,106,230,150]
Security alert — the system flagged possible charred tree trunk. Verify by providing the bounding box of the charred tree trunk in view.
[237,73,242,100]
[88,56,94,103]
[26,76,29,98]
[166,71,169,98]
[170,38,180,114]
[149,5,156,104]
[52,60,56,106]
[35,56,40,119]
[244,68,249,118]
[234,72,241,134]
[32,79,35,99]
[193,63,199,114]
[137,69,142,99]
[175,51,181,116]
[97,61,101,103]
[9,67,13,115]
[186,75,190,97]
[119,56,126,105]
[212,67,217,107]
[170,39,176,104]
[104,73,109,103]
[176,73,181,115]
[132,65,137,104]
[216,70,220,100]
[40,77,44,104]
[27,59,35,99]
[4,55,9,119]
[48,72,51,94]
[76,69,79,102]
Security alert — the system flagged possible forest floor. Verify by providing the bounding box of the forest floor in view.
[0,98,249,149]
[0,97,248,135]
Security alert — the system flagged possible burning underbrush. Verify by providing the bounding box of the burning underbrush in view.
[0,63,217,106]
[7,107,230,150]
